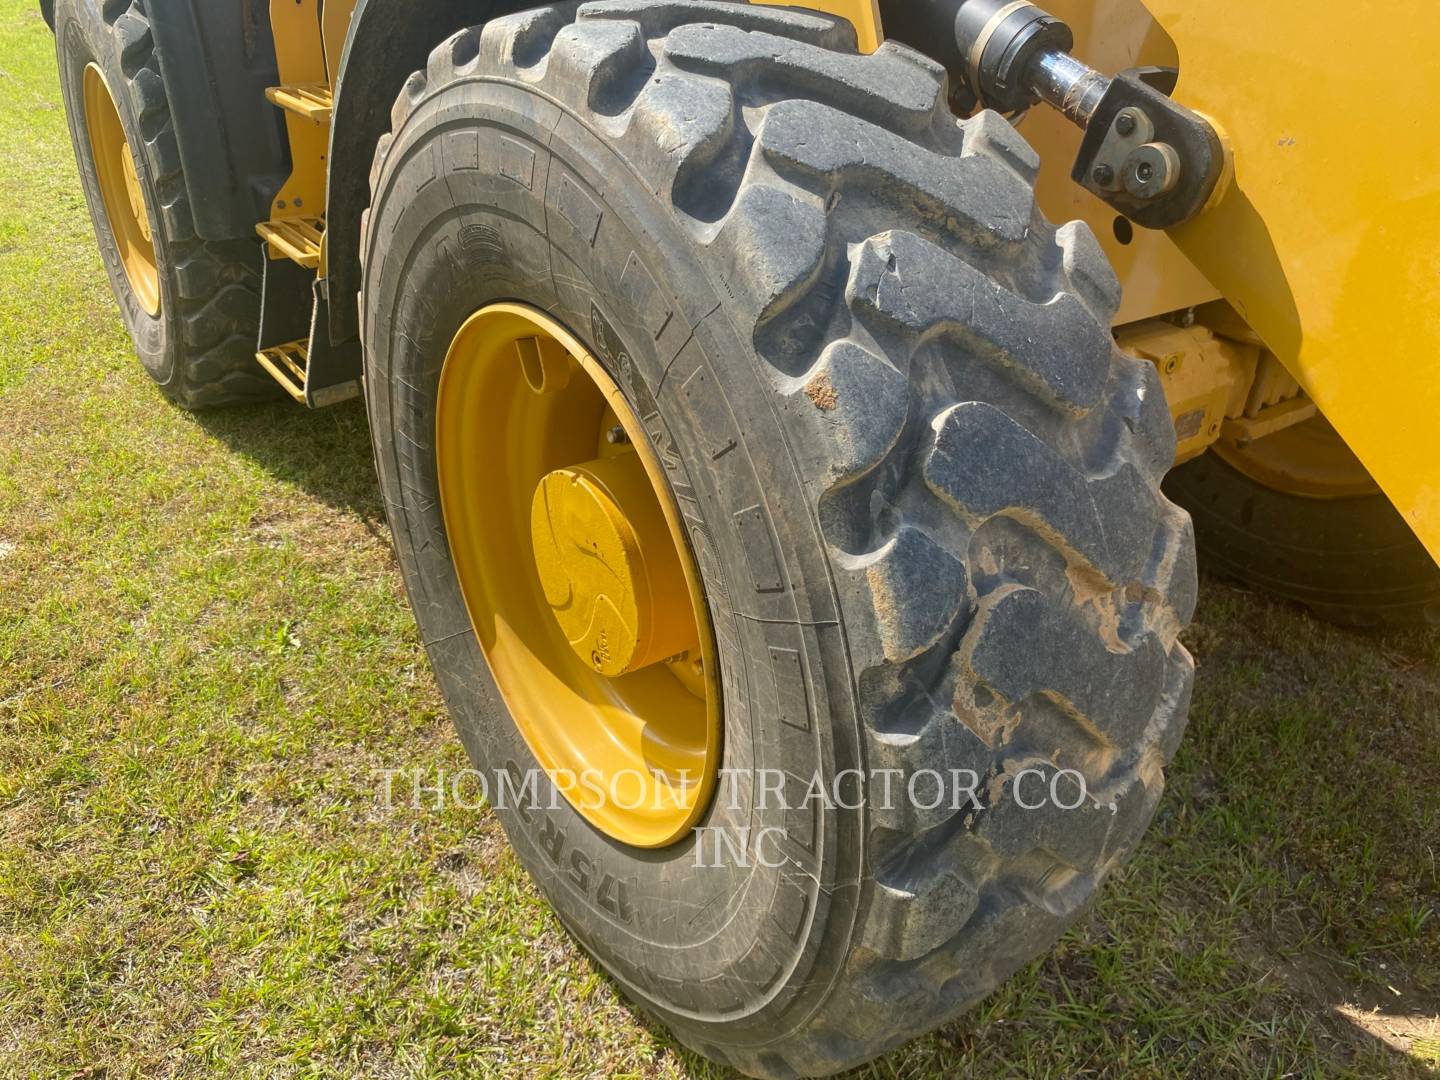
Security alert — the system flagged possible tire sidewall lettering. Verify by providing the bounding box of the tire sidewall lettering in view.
[362,76,865,1030]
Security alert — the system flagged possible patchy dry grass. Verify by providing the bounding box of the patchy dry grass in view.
[1,2,1437,1076]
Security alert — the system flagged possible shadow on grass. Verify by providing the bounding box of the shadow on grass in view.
[1154,580,1440,1073]
[193,395,387,529]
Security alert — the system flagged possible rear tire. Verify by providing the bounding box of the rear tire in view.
[362,4,1197,1075]
[1167,451,1440,626]
[56,0,279,409]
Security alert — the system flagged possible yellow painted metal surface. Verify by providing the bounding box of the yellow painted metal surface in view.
[82,63,159,316]
[1144,1,1440,560]
[266,0,328,226]
[765,0,882,52]
[1016,0,1219,324]
[320,0,359,83]
[1215,416,1382,501]
[255,217,323,268]
[435,303,719,848]
[254,340,309,404]
[531,456,698,678]
[265,83,333,123]
[1117,320,1256,464]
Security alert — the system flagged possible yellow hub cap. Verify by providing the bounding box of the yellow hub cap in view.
[436,304,719,848]
[82,63,160,316]
[531,457,698,678]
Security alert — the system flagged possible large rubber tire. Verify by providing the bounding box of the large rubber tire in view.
[55,0,279,409]
[1166,452,1440,627]
[361,4,1197,1075]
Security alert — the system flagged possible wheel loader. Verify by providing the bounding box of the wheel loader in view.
[43,0,1440,1073]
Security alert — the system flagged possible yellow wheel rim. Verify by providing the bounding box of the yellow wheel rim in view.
[82,63,160,316]
[1214,414,1381,500]
[435,303,720,848]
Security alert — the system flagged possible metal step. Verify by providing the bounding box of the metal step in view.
[256,217,323,269]
[265,83,333,122]
[254,340,309,403]
[253,255,362,409]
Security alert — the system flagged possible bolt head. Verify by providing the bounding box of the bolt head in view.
[1115,111,1137,136]
[1091,163,1115,186]
[1122,142,1181,199]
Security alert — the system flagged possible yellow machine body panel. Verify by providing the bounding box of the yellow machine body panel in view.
[775,0,883,51]
[267,0,329,221]
[775,0,1440,562]
[1144,0,1440,561]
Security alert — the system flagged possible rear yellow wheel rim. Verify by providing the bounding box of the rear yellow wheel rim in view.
[1214,414,1381,500]
[435,303,719,848]
[82,62,160,317]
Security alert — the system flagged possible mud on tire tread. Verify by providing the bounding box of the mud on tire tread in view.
[59,0,277,409]
[367,3,1196,1075]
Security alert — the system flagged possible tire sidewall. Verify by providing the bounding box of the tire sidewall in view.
[56,0,176,386]
[361,77,866,1040]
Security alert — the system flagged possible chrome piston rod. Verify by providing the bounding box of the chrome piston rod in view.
[1025,48,1111,128]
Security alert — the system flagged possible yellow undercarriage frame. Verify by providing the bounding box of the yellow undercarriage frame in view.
[435,305,720,848]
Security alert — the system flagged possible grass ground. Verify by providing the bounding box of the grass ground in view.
[1,2,1437,1076]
